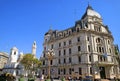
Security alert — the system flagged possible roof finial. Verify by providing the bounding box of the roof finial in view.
[88,1,89,6]
[87,2,93,10]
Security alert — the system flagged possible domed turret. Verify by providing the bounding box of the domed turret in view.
[82,4,101,19]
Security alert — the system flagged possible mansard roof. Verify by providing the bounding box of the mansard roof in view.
[44,5,112,39]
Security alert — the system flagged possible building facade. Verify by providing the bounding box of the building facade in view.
[40,5,120,79]
[0,52,8,69]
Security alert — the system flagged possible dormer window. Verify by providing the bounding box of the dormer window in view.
[58,33,62,37]
[76,26,80,32]
[68,30,72,35]
[63,31,67,37]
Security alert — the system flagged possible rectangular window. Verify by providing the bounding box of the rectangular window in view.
[64,58,66,64]
[50,60,53,65]
[69,68,72,74]
[79,68,82,75]
[63,68,66,75]
[89,55,92,62]
[43,60,45,65]
[43,53,45,57]
[77,37,80,42]
[51,44,53,49]
[69,57,71,63]
[102,47,104,53]
[59,43,61,47]
[69,48,71,54]
[58,68,60,74]
[87,37,89,41]
[58,59,61,64]
[90,67,92,74]
[64,49,66,55]
[100,47,102,52]
[78,46,81,52]
[59,50,61,56]
[69,40,72,45]
[64,42,66,46]
[78,56,81,62]
[42,69,45,74]
[88,45,90,52]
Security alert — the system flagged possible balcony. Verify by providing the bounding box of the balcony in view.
[97,61,115,66]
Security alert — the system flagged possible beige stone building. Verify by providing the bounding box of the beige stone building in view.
[40,5,120,79]
[0,52,8,69]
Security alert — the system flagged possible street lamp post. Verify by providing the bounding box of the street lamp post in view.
[46,49,55,79]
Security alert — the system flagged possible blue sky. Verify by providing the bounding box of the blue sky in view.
[0,0,120,58]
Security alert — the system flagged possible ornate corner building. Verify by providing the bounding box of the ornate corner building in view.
[40,5,120,79]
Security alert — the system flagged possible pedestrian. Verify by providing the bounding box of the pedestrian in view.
[40,75,44,81]
[68,76,71,81]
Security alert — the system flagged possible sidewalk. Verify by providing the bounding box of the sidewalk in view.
[35,78,61,81]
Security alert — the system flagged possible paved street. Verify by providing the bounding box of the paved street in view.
[16,78,62,81]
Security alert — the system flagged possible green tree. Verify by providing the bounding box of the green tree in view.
[20,54,34,70]
[20,54,41,77]
[32,58,42,72]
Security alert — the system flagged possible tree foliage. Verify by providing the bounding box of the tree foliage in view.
[32,57,41,71]
[20,53,41,71]
[20,54,34,70]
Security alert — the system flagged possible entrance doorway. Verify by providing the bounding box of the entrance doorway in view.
[99,67,106,79]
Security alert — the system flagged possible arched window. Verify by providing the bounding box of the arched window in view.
[96,38,102,44]
[14,51,16,55]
